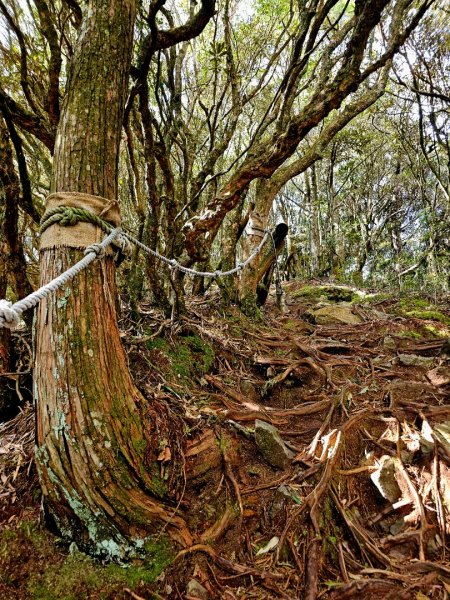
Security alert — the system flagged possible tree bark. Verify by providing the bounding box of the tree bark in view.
[35,0,191,558]
[0,115,33,418]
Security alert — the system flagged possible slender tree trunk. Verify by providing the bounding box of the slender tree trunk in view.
[0,116,33,417]
[35,0,191,558]
[237,180,288,311]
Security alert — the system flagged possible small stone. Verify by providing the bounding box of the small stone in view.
[255,420,294,469]
[427,366,450,387]
[398,354,434,368]
[240,379,260,401]
[372,356,392,367]
[269,484,293,517]
[383,336,396,349]
[390,517,406,535]
[434,422,450,456]
[372,309,390,321]
[266,366,276,378]
[186,579,209,600]
[370,456,402,503]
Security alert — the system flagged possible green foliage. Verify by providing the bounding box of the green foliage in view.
[393,297,450,325]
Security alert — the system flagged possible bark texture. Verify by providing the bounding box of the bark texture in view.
[35,0,191,558]
[0,116,33,417]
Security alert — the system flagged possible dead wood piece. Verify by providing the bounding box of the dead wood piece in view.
[223,450,244,518]
[225,399,331,425]
[325,579,401,599]
[330,488,393,569]
[200,504,236,543]
[401,559,450,578]
[393,421,432,561]
[185,430,221,480]
[205,374,249,404]
[175,544,298,583]
[241,473,292,495]
[367,498,413,527]
[304,534,321,600]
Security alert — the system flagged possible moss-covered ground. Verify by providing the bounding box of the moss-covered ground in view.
[0,521,173,600]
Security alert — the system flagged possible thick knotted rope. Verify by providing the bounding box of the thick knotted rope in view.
[0,228,122,329]
[0,300,21,329]
[40,206,112,236]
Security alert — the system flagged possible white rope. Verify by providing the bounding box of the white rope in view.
[121,229,270,277]
[0,220,271,330]
[0,228,121,330]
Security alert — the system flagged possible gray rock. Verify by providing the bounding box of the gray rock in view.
[427,366,450,387]
[372,356,393,367]
[240,379,260,402]
[370,456,402,503]
[255,419,294,469]
[311,305,364,325]
[398,353,434,368]
[390,518,406,535]
[383,336,397,349]
[186,579,209,600]
[372,309,390,321]
[434,422,450,456]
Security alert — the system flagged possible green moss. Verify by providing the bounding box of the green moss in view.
[397,297,430,311]
[404,310,450,326]
[239,294,262,318]
[360,292,390,304]
[145,337,170,353]
[397,330,423,339]
[145,334,214,383]
[1,522,174,600]
[292,284,359,303]
[132,438,147,457]
[28,541,173,600]
[171,335,215,380]
[423,324,450,338]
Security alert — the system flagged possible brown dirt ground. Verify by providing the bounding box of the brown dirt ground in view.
[1,281,449,599]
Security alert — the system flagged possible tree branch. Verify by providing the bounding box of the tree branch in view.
[34,0,62,128]
[0,0,39,114]
[0,88,55,152]
[0,102,42,224]
[134,0,215,79]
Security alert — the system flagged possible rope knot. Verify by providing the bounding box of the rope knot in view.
[84,243,105,258]
[0,300,21,329]
[59,207,78,227]
[214,270,221,278]
[169,259,178,268]
[115,234,132,256]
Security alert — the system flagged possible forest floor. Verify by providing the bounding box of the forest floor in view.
[1,280,450,600]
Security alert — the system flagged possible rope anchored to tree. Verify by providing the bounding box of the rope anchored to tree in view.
[0,228,122,329]
[0,199,282,329]
[39,205,271,278]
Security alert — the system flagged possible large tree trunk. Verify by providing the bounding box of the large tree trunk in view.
[34,0,191,558]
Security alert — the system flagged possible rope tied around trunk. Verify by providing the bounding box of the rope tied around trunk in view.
[0,198,280,329]
[40,206,112,236]
[39,205,271,278]
[0,228,122,329]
